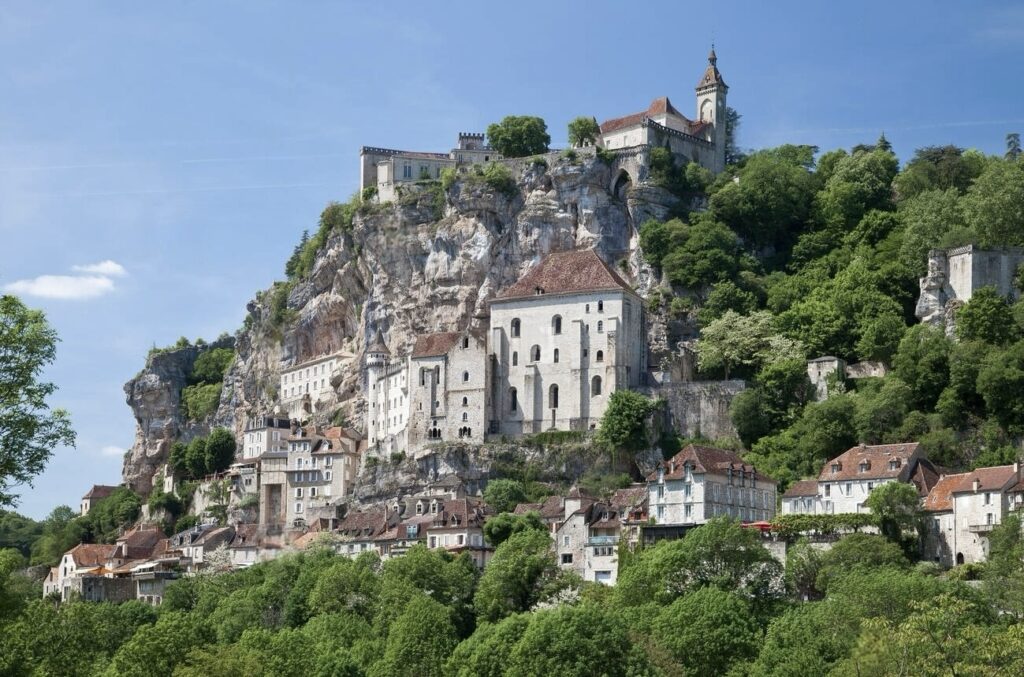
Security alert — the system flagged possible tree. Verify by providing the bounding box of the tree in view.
[815,533,908,592]
[474,530,557,623]
[893,145,985,200]
[652,587,761,674]
[638,217,686,268]
[370,596,457,677]
[185,437,208,478]
[0,510,41,558]
[566,116,600,148]
[865,481,921,547]
[104,611,211,677]
[485,116,550,158]
[983,513,1024,619]
[189,347,234,386]
[445,614,530,677]
[963,158,1024,246]
[977,341,1024,432]
[956,286,1020,345]
[852,378,912,444]
[616,517,782,607]
[595,390,656,452]
[1007,132,1022,162]
[698,310,804,379]
[898,188,968,274]
[168,441,189,476]
[815,148,899,229]
[724,106,745,164]
[660,216,744,289]
[482,511,546,547]
[483,479,528,514]
[892,324,951,410]
[204,428,237,474]
[748,602,857,677]
[0,295,76,506]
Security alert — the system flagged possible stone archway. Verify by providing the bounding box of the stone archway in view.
[611,168,633,200]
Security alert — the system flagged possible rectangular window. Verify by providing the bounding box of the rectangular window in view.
[295,488,303,498]
[310,487,317,498]
[562,535,570,547]
[429,536,437,548]
[824,484,831,497]
[657,485,665,499]
[561,553,573,565]
[984,492,991,505]
[684,505,692,519]
[295,502,303,513]
[656,505,665,521]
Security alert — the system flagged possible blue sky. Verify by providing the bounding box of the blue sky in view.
[2,1,1022,519]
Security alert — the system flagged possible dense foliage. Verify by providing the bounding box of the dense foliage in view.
[3,518,1023,675]
[485,116,550,158]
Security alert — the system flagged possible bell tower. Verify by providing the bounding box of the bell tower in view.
[695,46,728,172]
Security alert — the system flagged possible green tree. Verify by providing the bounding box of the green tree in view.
[785,538,824,601]
[380,545,477,636]
[0,295,76,506]
[652,587,761,674]
[892,324,951,410]
[957,286,1020,345]
[977,341,1024,431]
[1008,132,1022,161]
[815,533,908,592]
[963,158,1024,246]
[865,481,921,547]
[482,511,546,547]
[445,614,530,677]
[483,479,528,514]
[638,218,686,268]
[204,428,237,474]
[661,217,743,289]
[370,595,457,677]
[486,116,550,158]
[189,347,234,385]
[983,513,1024,619]
[731,358,812,447]
[894,145,986,200]
[748,602,857,677]
[815,148,899,229]
[898,188,969,274]
[0,510,41,558]
[566,116,600,147]
[595,390,657,452]
[724,106,745,165]
[185,437,208,478]
[474,530,557,623]
[104,611,210,677]
[698,310,804,379]
[853,377,912,444]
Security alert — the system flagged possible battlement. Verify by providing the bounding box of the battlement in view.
[458,132,485,139]
[360,146,405,157]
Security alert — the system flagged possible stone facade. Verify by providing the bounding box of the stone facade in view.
[279,351,352,419]
[916,245,1024,334]
[647,445,777,525]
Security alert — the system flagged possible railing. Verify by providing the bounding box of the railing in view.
[968,523,995,534]
[587,536,619,547]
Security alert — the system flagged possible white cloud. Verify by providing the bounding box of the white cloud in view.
[3,274,115,300]
[72,260,127,277]
[99,445,126,457]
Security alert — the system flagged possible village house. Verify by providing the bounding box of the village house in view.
[807,443,939,515]
[336,508,396,558]
[278,351,353,419]
[923,463,1024,565]
[282,425,362,527]
[647,445,777,528]
[80,484,118,516]
[425,497,493,568]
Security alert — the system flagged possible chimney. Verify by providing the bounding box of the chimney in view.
[973,478,980,493]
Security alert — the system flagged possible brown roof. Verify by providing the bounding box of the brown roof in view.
[82,484,118,500]
[411,332,462,358]
[609,485,647,511]
[513,502,542,515]
[599,96,693,134]
[782,480,819,498]
[367,329,390,356]
[923,473,971,512]
[337,509,392,538]
[818,444,921,482]
[951,465,1020,494]
[495,249,634,301]
[114,526,165,559]
[430,498,491,530]
[68,543,114,568]
[910,459,942,496]
[230,524,259,548]
[696,48,727,89]
[649,445,776,484]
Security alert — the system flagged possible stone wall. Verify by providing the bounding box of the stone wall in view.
[649,379,746,440]
[916,245,1024,334]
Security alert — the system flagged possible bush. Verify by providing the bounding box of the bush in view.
[482,163,517,197]
[486,115,550,158]
[181,383,222,421]
[440,168,457,191]
[189,347,234,386]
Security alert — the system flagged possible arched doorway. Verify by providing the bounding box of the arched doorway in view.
[612,169,632,200]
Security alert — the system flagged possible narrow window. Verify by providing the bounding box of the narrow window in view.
[597,300,604,312]
[553,315,562,335]
[462,337,469,348]
[531,345,541,362]
[592,375,602,396]
[462,396,468,406]
[596,350,604,362]
[597,320,604,333]
[512,351,518,366]
[553,348,560,363]
[510,387,518,412]
[462,412,468,422]
[463,370,470,382]
[549,384,559,409]
[511,318,521,338]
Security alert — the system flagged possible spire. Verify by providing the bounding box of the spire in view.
[696,45,727,91]
[367,328,390,356]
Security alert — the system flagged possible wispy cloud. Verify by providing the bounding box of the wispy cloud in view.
[3,260,127,300]
[99,445,126,458]
[72,260,127,277]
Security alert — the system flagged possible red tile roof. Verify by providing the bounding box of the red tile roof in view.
[82,484,118,500]
[337,509,391,538]
[951,465,1020,494]
[649,445,776,484]
[782,480,819,498]
[495,249,634,301]
[818,444,921,482]
[430,498,491,529]
[923,473,971,512]
[68,543,114,568]
[411,332,462,358]
[600,96,694,134]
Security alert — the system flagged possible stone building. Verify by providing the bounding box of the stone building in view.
[916,245,1024,333]
[488,249,646,435]
[365,330,410,456]
[282,425,362,527]
[359,133,502,203]
[279,351,352,419]
[599,48,728,176]
[647,445,777,526]
[241,416,290,461]
[80,485,118,516]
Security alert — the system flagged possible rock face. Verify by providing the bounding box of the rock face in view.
[122,149,742,498]
[121,335,234,495]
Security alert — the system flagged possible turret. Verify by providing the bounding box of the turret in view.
[366,328,390,370]
[695,46,728,172]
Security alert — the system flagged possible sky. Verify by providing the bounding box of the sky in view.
[2,1,1023,519]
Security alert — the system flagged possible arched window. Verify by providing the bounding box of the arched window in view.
[463,370,470,382]
[552,315,562,335]
[509,387,518,412]
[462,396,468,406]
[462,412,469,422]
[597,300,604,312]
[553,348,559,363]
[531,345,541,362]
[549,384,559,409]
[585,303,590,313]
[512,351,518,366]
[597,320,604,333]
[420,369,426,386]
[592,375,602,397]
[511,318,521,338]
[596,350,604,362]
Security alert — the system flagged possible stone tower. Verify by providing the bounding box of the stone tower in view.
[365,329,390,447]
[696,46,728,172]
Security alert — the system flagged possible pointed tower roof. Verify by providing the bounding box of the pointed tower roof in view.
[696,45,727,90]
[367,328,390,356]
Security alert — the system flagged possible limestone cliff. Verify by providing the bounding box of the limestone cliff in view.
[121,149,740,496]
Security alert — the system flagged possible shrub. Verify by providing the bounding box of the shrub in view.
[482,162,517,197]
[560,149,578,163]
[360,185,377,201]
[181,383,222,421]
[189,347,234,386]
[440,168,457,191]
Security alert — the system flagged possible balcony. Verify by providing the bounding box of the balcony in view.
[968,523,996,534]
[587,535,619,547]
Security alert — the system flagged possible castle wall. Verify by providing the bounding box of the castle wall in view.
[917,246,1024,331]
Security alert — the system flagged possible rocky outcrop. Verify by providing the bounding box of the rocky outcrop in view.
[122,150,740,499]
[650,379,746,441]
